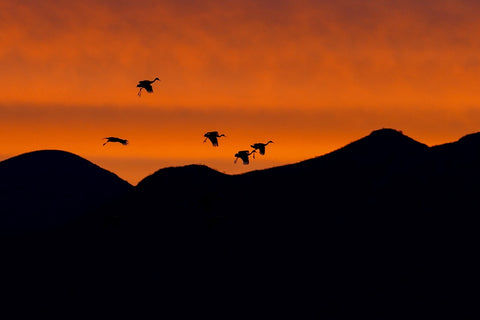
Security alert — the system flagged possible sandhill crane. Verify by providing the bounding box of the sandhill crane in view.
[234,150,256,165]
[203,131,226,147]
[137,77,160,97]
[103,137,128,146]
[251,141,273,155]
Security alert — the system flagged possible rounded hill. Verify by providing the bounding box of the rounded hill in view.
[0,150,132,234]
[137,164,228,191]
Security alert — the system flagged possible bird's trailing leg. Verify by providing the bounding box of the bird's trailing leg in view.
[203,137,208,143]
[234,157,238,164]
[137,88,142,97]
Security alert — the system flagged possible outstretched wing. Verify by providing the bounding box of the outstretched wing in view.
[144,84,154,93]
[209,136,219,146]
[103,137,115,146]
[258,146,266,155]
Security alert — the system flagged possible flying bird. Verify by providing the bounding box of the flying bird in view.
[251,141,274,155]
[103,137,129,146]
[203,131,226,147]
[234,150,256,165]
[137,77,160,97]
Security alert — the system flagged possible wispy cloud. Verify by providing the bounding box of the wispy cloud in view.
[2,0,480,108]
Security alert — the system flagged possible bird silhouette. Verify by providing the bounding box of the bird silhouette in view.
[251,141,273,155]
[203,131,226,147]
[103,137,128,146]
[137,77,160,97]
[234,150,256,165]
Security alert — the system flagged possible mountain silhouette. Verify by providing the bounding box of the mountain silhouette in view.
[98,129,478,275]
[2,129,478,313]
[0,150,132,234]
[87,128,475,312]
[106,128,480,236]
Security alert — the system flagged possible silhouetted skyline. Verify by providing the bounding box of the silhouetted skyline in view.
[2,127,475,318]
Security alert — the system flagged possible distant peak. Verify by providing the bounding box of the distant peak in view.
[362,128,427,149]
[457,131,480,144]
[152,164,224,175]
[14,149,74,156]
[1,149,89,166]
[137,164,228,187]
[369,128,405,137]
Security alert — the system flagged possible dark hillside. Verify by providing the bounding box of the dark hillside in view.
[106,129,479,280]
[131,164,229,221]
[234,128,431,229]
[0,150,132,234]
[2,131,479,312]
[110,128,480,239]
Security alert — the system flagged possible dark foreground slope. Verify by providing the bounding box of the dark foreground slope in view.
[118,127,474,237]
[2,130,479,315]
[0,150,132,234]
[111,128,478,254]
[92,129,478,306]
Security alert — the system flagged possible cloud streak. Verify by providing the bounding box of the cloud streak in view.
[2,0,480,108]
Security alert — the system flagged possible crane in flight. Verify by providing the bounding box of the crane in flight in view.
[251,141,273,155]
[137,77,160,97]
[203,131,226,147]
[103,137,128,146]
[234,150,256,165]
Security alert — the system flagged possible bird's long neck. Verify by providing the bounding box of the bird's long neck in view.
[151,78,159,84]
[265,141,272,146]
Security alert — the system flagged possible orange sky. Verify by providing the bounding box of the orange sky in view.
[2,0,480,184]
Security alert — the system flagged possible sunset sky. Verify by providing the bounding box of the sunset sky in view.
[2,0,480,184]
